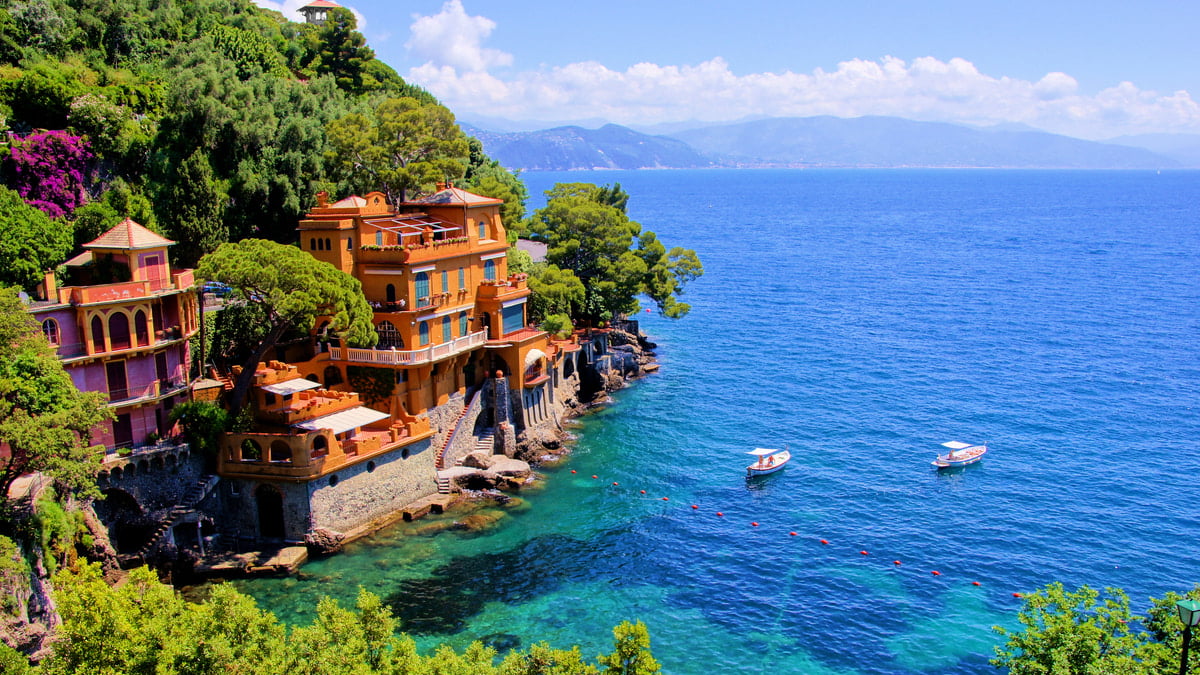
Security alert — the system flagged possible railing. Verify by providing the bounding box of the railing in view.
[107,377,188,405]
[329,330,487,366]
[59,325,187,362]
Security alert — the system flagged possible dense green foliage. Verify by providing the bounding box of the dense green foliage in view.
[195,238,375,410]
[0,186,72,292]
[993,582,1200,674]
[0,0,500,269]
[0,286,111,509]
[167,400,229,459]
[528,183,703,322]
[326,95,470,206]
[37,562,660,674]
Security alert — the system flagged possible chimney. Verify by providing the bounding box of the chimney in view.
[435,182,447,191]
[40,271,57,302]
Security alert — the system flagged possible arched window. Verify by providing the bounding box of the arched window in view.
[311,238,318,250]
[477,218,488,240]
[414,272,430,301]
[108,313,131,350]
[269,441,293,463]
[459,313,468,336]
[386,284,396,304]
[442,316,452,342]
[41,318,59,345]
[484,259,496,281]
[134,310,149,346]
[312,435,329,457]
[376,231,383,246]
[346,237,353,251]
[323,365,344,387]
[419,321,429,346]
[90,316,105,352]
[325,238,332,251]
[376,321,402,348]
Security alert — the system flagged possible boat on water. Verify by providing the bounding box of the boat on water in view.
[747,447,790,476]
[931,441,987,469]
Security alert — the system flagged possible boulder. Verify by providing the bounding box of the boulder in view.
[490,458,531,476]
[461,451,496,469]
[305,527,346,555]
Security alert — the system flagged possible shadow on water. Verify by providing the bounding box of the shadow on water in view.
[383,526,671,635]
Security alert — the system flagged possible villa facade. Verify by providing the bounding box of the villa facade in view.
[25,219,199,451]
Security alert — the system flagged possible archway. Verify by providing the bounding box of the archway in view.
[255,484,285,541]
[94,488,152,554]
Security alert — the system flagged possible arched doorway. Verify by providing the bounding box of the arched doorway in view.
[255,484,285,541]
[94,488,152,554]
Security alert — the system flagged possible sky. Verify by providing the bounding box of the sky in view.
[255,0,1200,140]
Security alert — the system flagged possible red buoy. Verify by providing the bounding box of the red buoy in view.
[640,490,646,494]
[662,497,669,501]
[931,570,941,576]
[860,550,869,556]
[789,531,798,536]
[1013,592,1023,598]
[716,512,724,517]
[691,505,699,509]
[972,581,981,586]
[570,470,576,474]
[592,475,598,479]
[751,522,759,527]
[819,539,829,545]
[893,560,902,566]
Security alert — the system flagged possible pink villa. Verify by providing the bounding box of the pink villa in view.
[25,219,199,451]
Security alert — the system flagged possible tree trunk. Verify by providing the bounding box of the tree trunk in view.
[227,320,293,413]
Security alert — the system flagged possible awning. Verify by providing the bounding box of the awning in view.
[294,407,390,435]
[524,348,547,369]
[261,378,321,396]
[747,448,782,456]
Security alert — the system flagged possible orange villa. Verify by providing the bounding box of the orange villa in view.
[210,185,593,546]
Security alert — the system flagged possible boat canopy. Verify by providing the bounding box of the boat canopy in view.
[747,448,782,456]
[942,441,974,450]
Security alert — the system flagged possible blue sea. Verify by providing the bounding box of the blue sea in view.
[236,169,1200,674]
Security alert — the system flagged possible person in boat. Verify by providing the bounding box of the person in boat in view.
[767,455,774,466]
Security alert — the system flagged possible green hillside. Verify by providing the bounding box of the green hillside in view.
[0,0,520,275]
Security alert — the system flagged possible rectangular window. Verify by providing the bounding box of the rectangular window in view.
[442,316,452,342]
[502,304,524,335]
[458,267,465,289]
[441,270,449,293]
[484,260,496,281]
[460,313,468,336]
[106,361,128,401]
[419,322,429,346]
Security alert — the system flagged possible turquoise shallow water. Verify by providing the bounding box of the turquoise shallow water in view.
[235,170,1200,674]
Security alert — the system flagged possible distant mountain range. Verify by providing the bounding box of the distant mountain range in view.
[462,123,715,171]
[462,116,1193,171]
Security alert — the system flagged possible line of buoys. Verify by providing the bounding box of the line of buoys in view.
[570,471,1020,597]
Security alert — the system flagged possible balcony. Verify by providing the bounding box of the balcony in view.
[329,330,487,366]
[59,324,190,364]
[476,275,529,301]
[61,272,194,306]
[107,377,189,406]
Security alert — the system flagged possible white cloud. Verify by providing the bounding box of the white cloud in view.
[399,3,1200,138]
[406,0,512,73]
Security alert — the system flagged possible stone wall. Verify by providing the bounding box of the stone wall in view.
[307,438,436,534]
[96,444,207,513]
[442,388,485,468]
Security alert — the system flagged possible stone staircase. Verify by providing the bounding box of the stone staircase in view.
[135,474,220,560]
[435,427,495,494]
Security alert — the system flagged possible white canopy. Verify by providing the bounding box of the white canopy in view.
[747,448,782,456]
[261,378,321,396]
[524,348,547,369]
[942,441,974,450]
[294,407,389,435]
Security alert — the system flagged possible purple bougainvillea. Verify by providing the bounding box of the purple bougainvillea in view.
[7,130,93,219]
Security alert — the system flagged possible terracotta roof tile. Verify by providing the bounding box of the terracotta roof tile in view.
[410,187,503,207]
[83,218,175,251]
